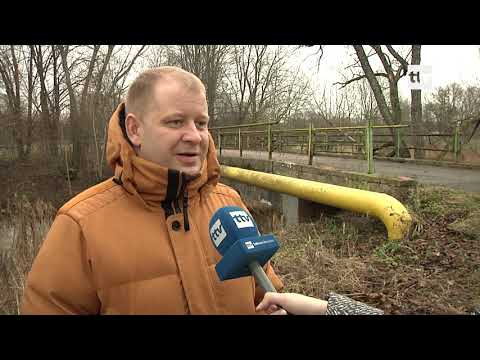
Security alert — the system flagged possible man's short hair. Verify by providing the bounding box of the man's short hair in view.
[124,66,205,121]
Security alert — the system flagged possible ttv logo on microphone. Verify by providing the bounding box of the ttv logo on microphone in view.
[210,219,227,247]
[245,241,255,249]
[229,210,254,229]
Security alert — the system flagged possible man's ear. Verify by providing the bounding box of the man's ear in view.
[125,113,143,147]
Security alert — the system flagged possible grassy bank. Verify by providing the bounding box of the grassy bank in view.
[1,185,479,314]
[264,185,480,314]
[0,198,56,314]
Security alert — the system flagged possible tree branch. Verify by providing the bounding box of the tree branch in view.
[385,45,409,75]
[334,72,388,89]
[371,45,395,81]
[353,45,393,124]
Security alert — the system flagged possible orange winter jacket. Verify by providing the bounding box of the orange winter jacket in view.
[21,103,283,315]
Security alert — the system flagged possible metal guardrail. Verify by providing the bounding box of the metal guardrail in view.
[211,120,464,174]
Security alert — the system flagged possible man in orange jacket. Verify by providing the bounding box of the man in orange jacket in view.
[21,66,283,315]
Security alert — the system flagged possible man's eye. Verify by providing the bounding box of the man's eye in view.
[168,120,183,127]
[196,121,208,129]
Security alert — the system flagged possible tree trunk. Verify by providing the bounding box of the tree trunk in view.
[78,45,100,174]
[411,45,424,159]
[92,45,114,180]
[32,45,56,158]
[14,112,25,160]
[51,45,60,159]
[353,46,393,125]
[59,45,81,170]
[10,46,26,160]
[390,81,410,157]
[354,45,410,158]
[25,46,34,157]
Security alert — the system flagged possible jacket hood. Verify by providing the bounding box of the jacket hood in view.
[105,102,221,209]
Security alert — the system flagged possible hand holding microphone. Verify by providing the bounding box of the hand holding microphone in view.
[208,206,383,316]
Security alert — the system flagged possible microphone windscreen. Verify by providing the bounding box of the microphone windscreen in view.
[208,206,259,256]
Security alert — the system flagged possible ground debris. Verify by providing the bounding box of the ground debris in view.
[254,184,480,314]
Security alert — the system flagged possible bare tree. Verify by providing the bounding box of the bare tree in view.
[219,45,252,124]
[311,85,363,146]
[50,45,64,157]
[0,46,26,159]
[357,78,379,123]
[267,64,313,125]
[167,45,230,126]
[313,87,351,126]
[91,46,147,179]
[58,45,147,174]
[31,45,59,157]
[144,45,169,68]
[58,45,86,171]
[425,83,480,133]
[301,45,325,72]
[335,45,412,157]
[220,45,304,126]
[22,46,36,157]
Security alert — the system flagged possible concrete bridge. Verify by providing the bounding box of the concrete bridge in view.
[218,149,480,193]
[217,149,480,238]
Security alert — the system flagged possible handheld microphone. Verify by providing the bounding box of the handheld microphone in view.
[208,206,280,293]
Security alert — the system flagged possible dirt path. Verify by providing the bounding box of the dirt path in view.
[219,150,480,193]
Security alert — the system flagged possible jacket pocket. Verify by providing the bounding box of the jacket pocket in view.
[97,273,189,314]
[207,265,257,315]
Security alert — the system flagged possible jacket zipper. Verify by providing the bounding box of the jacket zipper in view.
[162,169,190,232]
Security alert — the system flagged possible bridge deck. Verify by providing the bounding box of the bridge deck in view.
[219,149,480,193]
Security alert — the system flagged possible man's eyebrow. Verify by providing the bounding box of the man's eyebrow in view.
[162,112,209,120]
[162,111,184,119]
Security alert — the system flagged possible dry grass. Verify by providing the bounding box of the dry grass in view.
[271,220,382,307]
[0,197,56,314]
[251,185,480,314]
[1,184,479,315]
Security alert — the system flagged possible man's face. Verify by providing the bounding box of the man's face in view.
[128,79,210,177]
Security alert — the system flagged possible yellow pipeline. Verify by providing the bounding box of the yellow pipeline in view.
[221,166,412,241]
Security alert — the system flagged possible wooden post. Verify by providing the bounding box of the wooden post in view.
[367,119,374,174]
[395,127,401,158]
[454,121,461,161]
[308,122,313,165]
[217,132,222,156]
[238,128,242,157]
[268,125,272,160]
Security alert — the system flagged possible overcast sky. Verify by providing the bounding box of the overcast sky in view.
[296,45,480,100]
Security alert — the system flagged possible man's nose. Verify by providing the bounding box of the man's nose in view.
[181,121,202,143]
